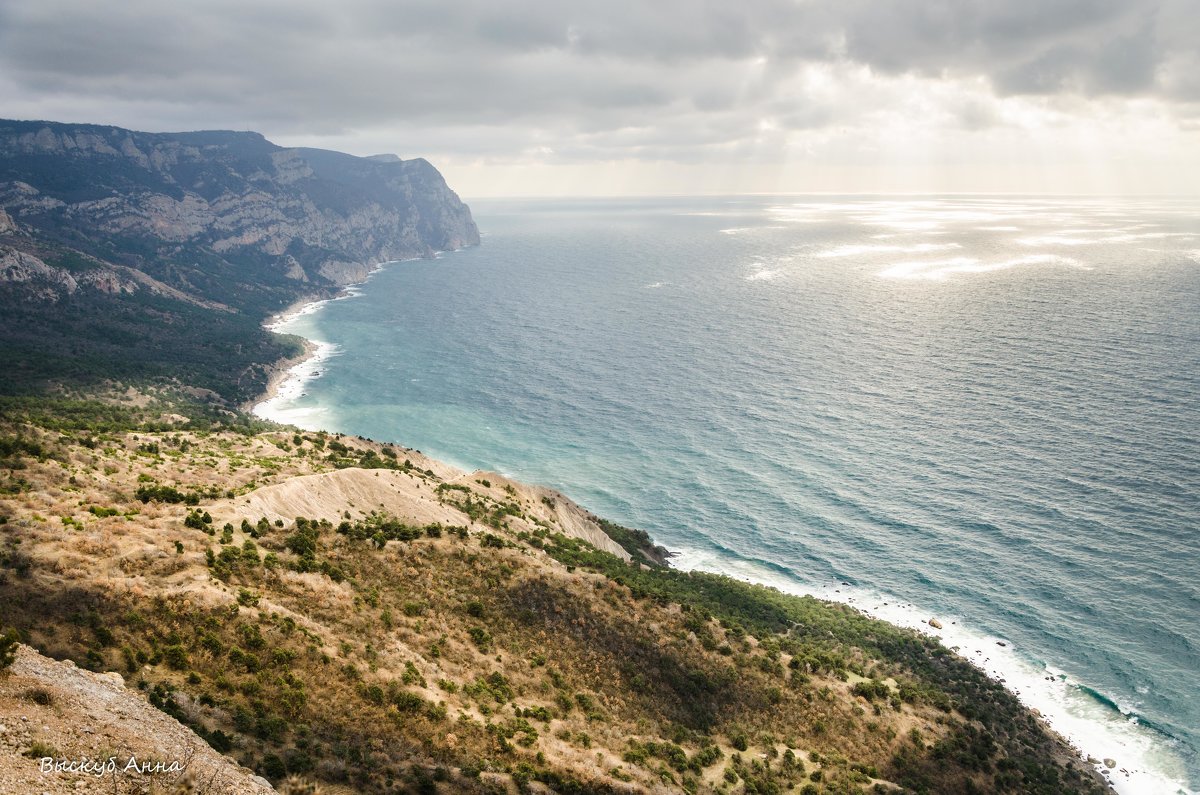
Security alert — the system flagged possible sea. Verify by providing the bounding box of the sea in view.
[256,195,1200,794]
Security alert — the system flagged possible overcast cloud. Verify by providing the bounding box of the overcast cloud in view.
[1,0,1196,194]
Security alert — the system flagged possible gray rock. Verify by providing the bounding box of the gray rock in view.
[0,118,480,305]
[0,248,76,293]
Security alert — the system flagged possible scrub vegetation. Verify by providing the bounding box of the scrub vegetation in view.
[0,394,1110,794]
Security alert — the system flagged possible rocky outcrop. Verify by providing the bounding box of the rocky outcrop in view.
[0,644,274,794]
[0,119,479,307]
[0,244,230,309]
[0,248,76,301]
[316,259,373,285]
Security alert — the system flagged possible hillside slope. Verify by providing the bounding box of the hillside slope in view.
[0,396,1112,794]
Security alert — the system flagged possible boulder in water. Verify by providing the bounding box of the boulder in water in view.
[929,618,943,629]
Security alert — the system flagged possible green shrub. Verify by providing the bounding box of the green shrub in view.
[1,626,22,669]
[136,484,199,505]
[162,644,189,670]
[392,690,426,712]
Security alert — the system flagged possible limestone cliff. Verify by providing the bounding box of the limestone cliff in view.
[0,119,479,308]
[0,119,479,400]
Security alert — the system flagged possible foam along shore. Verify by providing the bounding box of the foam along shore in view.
[671,546,1196,795]
[251,253,459,426]
[248,257,396,424]
[250,331,339,429]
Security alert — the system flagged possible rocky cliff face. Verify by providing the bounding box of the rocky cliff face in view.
[0,119,478,400]
[0,119,479,308]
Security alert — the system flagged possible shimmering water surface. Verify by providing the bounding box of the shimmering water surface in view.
[258,196,1200,793]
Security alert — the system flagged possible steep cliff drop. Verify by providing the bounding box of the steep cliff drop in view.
[0,119,479,402]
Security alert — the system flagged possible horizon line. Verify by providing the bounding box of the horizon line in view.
[461,191,1200,200]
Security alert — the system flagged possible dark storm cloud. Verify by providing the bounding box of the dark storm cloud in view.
[0,0,1194,160]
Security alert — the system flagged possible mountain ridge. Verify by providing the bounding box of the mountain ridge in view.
[0,119,479,402]
[0,118,478,302]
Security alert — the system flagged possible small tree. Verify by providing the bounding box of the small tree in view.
[0,625,21,670]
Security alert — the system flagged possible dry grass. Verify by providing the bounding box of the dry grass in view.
[0,415,1112,794]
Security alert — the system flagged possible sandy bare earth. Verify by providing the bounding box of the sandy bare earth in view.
[209,465,632,561]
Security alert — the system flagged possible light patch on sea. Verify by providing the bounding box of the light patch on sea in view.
[766,203,854,223]
[1100,232,1195,243]
[816,242,962,258]
[1017,235,1096,246]
[721,225,785,234]
[880,253,1082,280]
[857,216,944,231]
[745,266,784,281]
[670,545,1197,795]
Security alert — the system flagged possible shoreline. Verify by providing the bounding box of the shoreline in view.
[248,336,319,415]
[240,263,1185,795]
[246,251,453,420]
[241,295,332,414]
[670,548,1189,795]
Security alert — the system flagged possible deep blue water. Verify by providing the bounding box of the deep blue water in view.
[260,196,1200,793]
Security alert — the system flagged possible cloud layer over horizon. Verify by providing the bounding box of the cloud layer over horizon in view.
[2,0,1196,195]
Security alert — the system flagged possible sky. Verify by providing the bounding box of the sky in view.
[1,0,1197,197]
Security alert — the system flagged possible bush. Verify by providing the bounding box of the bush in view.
[392,690,426,712]
[25,687,54,706]
[162,644,189,670]
[853,679,892,702]
[0,626,21,669]
[136,484,199,505]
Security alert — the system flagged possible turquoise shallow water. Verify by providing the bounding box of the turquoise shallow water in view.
[259,196,1200,793]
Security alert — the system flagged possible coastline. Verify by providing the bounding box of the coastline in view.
[247,333,319,415]
[245,331,1137,795]
[247,252,450,421]
[671,547,1188,795]
[240,291,346,415]
[240,258,1186,795]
